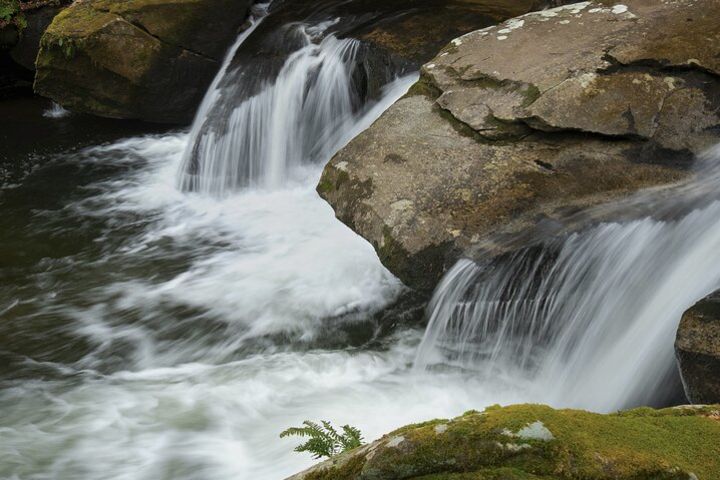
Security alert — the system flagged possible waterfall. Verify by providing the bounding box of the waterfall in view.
[178,2,271,160]
[415,146,720,412]
[177,18,386,195]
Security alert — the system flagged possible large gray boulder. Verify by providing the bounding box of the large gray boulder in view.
[318,0,720,291]
[676,291,720,404]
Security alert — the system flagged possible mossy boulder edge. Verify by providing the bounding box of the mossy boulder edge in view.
[286,404,720,480]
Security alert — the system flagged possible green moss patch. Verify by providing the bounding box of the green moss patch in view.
[295,404,720,480]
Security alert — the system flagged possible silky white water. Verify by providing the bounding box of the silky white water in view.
[179,20,369,194]
[3,76,533,480]
[415,146,720,412]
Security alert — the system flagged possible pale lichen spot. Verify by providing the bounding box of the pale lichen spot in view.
[517,421,555,441]
[578,72,597,88]
[434,423,448,434]
[335,161,349,172]
[663,77,679,90]
[503,442,532,452]
[386,435,405,448]
[532,1,590,18]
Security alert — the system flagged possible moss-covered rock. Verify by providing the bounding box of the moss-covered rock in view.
[33,0,253,123]
[676,291,720,404]
[318,0,720,292]
[286,404,720,480]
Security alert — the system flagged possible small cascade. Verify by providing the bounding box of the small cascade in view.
[177,18,391,195]
[415,147,720,412]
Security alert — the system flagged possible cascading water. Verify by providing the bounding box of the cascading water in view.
[415,146,720,412]
[178,19,386,194]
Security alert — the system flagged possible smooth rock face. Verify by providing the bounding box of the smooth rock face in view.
[286,404,720,480]
[676,291,720,404]
[318,0,720,291]
[34,0,253,123]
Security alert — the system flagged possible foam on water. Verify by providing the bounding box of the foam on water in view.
[4,75,487,480]
[1,329,528,480]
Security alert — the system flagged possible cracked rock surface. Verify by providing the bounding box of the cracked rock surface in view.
[318,0,720,292]
[34,0,253,123]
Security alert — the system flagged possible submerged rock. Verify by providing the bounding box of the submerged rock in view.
[286,404,720,480]
[34,0,254,123]
[318,0,720,291]
[676,291,720,404]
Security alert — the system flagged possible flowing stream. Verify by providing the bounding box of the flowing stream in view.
[1,3,718,480]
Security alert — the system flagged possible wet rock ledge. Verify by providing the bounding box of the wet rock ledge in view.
[318,0,720,292]
[286,403,720,480]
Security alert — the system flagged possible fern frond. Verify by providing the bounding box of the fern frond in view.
[280,419,365,459]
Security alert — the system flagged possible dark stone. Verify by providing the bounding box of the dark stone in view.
[676,291,720,404]
[10,4,66,71]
